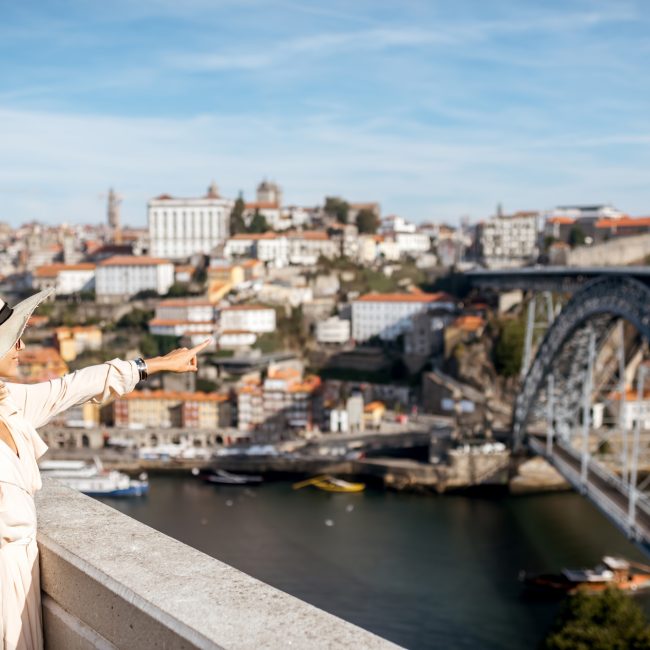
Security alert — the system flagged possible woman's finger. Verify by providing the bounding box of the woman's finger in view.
[189,337,213,355]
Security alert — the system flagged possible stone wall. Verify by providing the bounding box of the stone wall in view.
[567,233,650,266]
[36,478,398,649]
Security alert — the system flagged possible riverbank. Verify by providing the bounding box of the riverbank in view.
[44,447,570,495]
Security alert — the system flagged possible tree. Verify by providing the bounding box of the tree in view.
[541,587,650,650]
[568,225,586,248]
[356,208,380,234]
[229,196,246,235]
[324,197,349,224]
[249,210,269,234]
[493,316,525,377]
[116,308,154,329]
[166,282,190,297]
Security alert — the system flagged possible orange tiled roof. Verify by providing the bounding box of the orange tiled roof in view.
[99,255,170,266]
[453,315,485,332]
[287,230,329,241]
[356,292,453,304]
[245,201,279,210]
[595,217,650,229]
[19,347,66,364]
[230,233,278,241]
[34,263,95,277]
[241,259,262,268]
[120,389,229,403]
[547,216,576,225]
[364,401,385,412]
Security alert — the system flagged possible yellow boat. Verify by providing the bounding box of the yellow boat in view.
[292,475,365,493]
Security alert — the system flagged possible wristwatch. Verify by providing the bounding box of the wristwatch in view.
[134,357,149,382]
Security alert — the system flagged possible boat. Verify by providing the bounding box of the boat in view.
[39,458,148,497]
[520,556,650,596]
[292,475,366,493]
[198,468,263,486]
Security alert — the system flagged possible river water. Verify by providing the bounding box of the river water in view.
[98,477,650,649]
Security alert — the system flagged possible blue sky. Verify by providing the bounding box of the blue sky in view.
[1,0,649,227]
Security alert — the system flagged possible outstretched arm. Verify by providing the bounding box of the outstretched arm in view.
[9,338,212,429]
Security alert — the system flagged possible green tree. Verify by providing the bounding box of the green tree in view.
[324,197,349,224]
[541,587,650,650]
[249,210,269,234]
[229,195,246,235]
[494,316,525,377]
[356,208,380,234]
[166,282,190,297]
[568,226,586,248]
[116,308,154,330]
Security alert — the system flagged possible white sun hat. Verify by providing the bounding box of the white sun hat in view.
[0,288,55,358]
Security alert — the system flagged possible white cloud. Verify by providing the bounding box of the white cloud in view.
[1,106,649,228]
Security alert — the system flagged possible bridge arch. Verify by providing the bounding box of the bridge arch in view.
[513,276,650,445]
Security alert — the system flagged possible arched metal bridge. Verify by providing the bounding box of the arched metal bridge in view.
[511,275,650,554]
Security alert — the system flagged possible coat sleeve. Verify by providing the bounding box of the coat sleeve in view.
[9,359,139,429]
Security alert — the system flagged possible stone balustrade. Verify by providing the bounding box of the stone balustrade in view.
[35,478,399,649]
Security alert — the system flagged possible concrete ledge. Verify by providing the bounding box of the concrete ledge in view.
[36,478,399,649]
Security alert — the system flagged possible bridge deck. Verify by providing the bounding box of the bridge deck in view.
[529,435,650,555]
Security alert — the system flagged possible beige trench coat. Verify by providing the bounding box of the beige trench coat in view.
[0,359,138,650]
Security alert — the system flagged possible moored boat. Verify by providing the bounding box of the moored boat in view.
[520,556,650,596]
[39,458,148,497]
[292,475,366,493]
[198,468,263,486]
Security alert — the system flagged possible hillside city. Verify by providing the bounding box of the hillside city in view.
[3,180,649,456]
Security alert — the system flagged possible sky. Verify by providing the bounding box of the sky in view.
[1,0,649,227]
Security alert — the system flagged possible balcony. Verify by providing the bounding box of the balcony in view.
[36,478,397,649]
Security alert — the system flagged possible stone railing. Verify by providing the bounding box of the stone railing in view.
[36,478,399,649]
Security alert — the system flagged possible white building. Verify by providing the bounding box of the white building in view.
[352,292,456,342]
[395,232,431,256]
[218,330,257,349]
[32,263,96,295]
[96,256,174,301]
[480,211,539,268]
[316,317,351,344]
[148,183,233,259]
[609,387,650,430]
[225,231,336,267]
[149,298,216,341]
[219,305,276,333]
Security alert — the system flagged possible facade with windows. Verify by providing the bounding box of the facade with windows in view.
[480,211,539,268]
[351,292,455,342]
[96,256,174,301]
[148,183,233,259]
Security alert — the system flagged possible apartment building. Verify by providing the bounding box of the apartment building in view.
[113,390,231,429]
[96,256,174,301]
[479,211,539,268]
[149,298,216,341]
[55,325,103,362]
[316,316,351,344]
[352,292,455,342]
[17,346,68,382]
[148,183,233,259]
[219,305,276,333]
[236,368,322,434]
[31,263,96,295]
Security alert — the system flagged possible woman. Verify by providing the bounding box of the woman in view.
[0,288,211,649]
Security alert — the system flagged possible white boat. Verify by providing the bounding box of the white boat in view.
[39,458,148,497]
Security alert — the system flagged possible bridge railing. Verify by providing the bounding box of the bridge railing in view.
[35,478,398,650]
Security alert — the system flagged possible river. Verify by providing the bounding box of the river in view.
[98,477,650,649]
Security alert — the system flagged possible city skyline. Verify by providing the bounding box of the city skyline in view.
[1,0,649,226]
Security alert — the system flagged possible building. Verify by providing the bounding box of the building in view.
[403,310,453,357]
[479,211,539,268]
[17,346,68,382]
[236,368,322,435]
[113,390,231,429]
[395,232,431,256]
[316,317,351,345]
[149,298,216,342]
[32,263,96,295]
[352,292,455,342]
[224,231,336,267]
[218,330,257,349]
[55,326,103,362]
[329,394,365,433]
[219,305,276,333]
[96,256,174,301]
[148,183,233,259]
[607,387,650,430]
[363,401,386,429]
